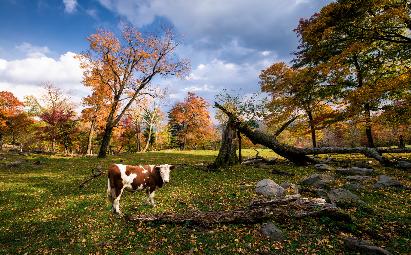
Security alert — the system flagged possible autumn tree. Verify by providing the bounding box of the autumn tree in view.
[295,0,411,147]
[168,92,215,149]
[121,96,164,152]
[78,26,189,158]
[260,63,338,148]
[81,69,112,155]
[0,91,25,149]
[141,103,163,152]
[25,84,77,153]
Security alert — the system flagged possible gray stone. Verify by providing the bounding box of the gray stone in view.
[300,174,334,188]
[396,160,411,170]
[315,163,334,172]
[373,175,403,189]
[280,182,299,195]
[255,179,284,198]
[345,175,372,182]
[5,160,24,168]
[315,189,329,200]
[353,161,374,169]
[344,182,364,191]
[336,167,373,176]
[344,237,392,255]
[260,222,285,241]
[327,188,362,207]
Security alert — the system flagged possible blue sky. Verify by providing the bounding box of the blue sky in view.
[0,0,332,112]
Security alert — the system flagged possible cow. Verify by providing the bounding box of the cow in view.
[107,163,175,215]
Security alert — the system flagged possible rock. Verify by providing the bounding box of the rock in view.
[327,188,362,207]
[315,163,334,172]
[315,189,329,200]
[336,167,373,176]
[344,182,364,191]
[300,174,334,188]
[344,237,392,255]
[353,161,374,169]
[345,175,371,182]
[373,175,403,189]
[396,160,411,170]
[6,160,24,168]
[280,182,299,195]
[260,222,285,241]
[255,179,284,198]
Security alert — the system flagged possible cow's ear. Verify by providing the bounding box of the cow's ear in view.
[154,166,161,172]
[170,165,175,170]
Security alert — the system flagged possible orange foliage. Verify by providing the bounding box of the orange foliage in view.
[169,92,216,149]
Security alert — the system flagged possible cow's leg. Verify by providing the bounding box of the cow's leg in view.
[107,178,114,203]
[112,187,124,215]
[148,189,156,207]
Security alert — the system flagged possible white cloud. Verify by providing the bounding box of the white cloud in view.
[15,42,50,58]
[183,84,216,93]
[157,56,276,107]
[97,0,331,55]
[0,50,87,109]
[86,9,98,19]
[63,0,77,13]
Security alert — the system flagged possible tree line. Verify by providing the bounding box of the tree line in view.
[1,1,409,156]
[0,87,218,154]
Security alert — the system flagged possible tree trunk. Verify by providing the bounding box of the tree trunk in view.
[142,123,153,152]
[98,123,114,158]
[364,103,375,148]
[0,133,3,150]
[86,120,95,155]
[51,138,55,153]
[238,130,242,163]
[307,110,317,148]
[215,102,316,165]
[274,115,299,137]
[211,120,239,169]
[399,135,405,148]
[353,55,375,148]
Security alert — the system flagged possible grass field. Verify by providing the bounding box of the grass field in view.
[0,149,410,254]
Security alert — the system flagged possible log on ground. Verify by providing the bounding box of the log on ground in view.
[126,196,351,226]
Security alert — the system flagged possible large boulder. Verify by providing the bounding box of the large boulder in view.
[344,237,392,255]
[300,174,334,188]
[327,188,362,207]
[373,175,403,189]
[260,222,285,241]
[315,163,334,172]
[255,179,284,198]
[336,167,373,176]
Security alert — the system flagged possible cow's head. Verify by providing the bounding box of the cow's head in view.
[156,164,175,183]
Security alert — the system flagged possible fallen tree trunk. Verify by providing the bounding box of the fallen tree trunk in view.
[274,115,299,137]
[215,102,318,165]
[126,196,350,226]
[214,103,409,167]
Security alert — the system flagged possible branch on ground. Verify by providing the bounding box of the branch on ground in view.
[126,196,351,226]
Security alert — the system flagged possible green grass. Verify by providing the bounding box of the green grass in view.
[0,149,410,254]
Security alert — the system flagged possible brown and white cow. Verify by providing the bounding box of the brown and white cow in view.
[107,163,175,215]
